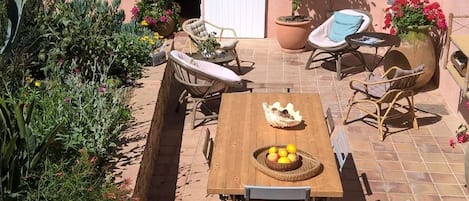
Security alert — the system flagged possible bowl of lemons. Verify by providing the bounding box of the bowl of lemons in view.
[264,144,301,171]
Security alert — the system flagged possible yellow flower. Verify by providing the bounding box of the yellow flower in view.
[34,80,41,87]
[149,40,155,45]
[153,32,164,39]
[141,20,148,26]
[26,76,33,84]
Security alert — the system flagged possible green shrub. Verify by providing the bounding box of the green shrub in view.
[26,68,131,159]
[0,95,63,200]
[26,149,135,201]
[34,0,156,83]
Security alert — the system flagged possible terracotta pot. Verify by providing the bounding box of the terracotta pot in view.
[275,17,312,53]
[382,26,436,88]
[152,16,176,37]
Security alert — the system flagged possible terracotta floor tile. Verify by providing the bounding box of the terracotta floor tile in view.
[418,144,443,153]
[402,162,428,172]
[395,142,419,153]
[411,183,438,194]
[413,194,442,201]
[439,196,469,201]
[435,184,465,196]
[383,171,407,182]
[385,182,412,193]
[399,152,424,162]
[388,193,415,201]
[378,161,403,171]
[406,171,433,183]
[430,173,459,184]
[426,163,453,173]
[421,153,447,163]
[376,151,399,161]
[444,153,465,164]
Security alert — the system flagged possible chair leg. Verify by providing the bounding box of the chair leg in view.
[343,93,357,124]
[376,104,385,141]
[233,49,241,73]
[305,49,317,69]
[408,96,419,129]
[176,90,188,112]
[335,54,342,80]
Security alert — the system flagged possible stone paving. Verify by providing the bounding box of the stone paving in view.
[146,33,469,201]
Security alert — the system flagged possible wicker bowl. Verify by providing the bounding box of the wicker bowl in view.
[264,153,302,171]
[262,102,302,128]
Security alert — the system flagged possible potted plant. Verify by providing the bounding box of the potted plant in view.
[131,0,181,37]
[197,37,220,59]
[382,0,447,88]
[275,0,313,52]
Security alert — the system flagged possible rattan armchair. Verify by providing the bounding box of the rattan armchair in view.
[182,18,241,69]
[343,65,425,141]
[169,50,242,129]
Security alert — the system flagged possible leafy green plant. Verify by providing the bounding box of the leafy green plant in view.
[34,0,159,83]
[27,67,131,158]
[0,96,63,200]
[26,149,136,201]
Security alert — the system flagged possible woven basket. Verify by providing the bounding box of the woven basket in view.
[264,153,302,171]
[250,145,322,181]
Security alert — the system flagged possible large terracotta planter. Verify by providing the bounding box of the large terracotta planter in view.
[152,16,176,37]
[275,17,312,53]
[382,27,436,88]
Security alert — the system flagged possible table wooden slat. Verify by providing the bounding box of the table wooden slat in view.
[207,93,343,198]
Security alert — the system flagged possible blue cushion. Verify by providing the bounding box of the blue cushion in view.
[327,12,363,42]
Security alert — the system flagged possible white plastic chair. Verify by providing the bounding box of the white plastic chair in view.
[305,9,372,80]
[332,130,349,173]
[169,50,242,129]
[244,185,311,201]
[202,128,214,167]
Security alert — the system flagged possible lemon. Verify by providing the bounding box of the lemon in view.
[277,157,291,164]
[268,146,278,154]
[278,148,288,157]
[286,144,297,154]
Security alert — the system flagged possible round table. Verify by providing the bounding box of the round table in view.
[345,32,401,71]
[190,50,236,65]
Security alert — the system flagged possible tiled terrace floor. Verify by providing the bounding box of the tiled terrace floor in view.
[148,33,469,201]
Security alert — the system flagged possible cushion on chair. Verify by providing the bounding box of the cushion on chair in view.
[392,64,425,79]
[186,20,210,37]
[219,39,239,50]
[194,60,242,84]
[327,12,363,42]
[351,74,390,98]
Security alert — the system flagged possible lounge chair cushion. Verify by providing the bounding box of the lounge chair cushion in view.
[185,20,210,38]
[220,39,238,50]
[351,74,390,98]
[328,12,363,42]
[393,64,425,79]
[170,51,241,84]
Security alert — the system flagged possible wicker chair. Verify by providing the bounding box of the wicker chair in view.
[343,65,425,141]
[169,50,242,129]
[305,9,372,80]
[182,18,241,71]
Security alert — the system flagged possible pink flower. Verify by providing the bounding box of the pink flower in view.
[166,9,172,15]
[73,68,80,74]
[99,85,107,94]
[160,15,167,23]
[449,138,456,148]
[131,6,139,18]
[64,97,71,103]
[144,16,157,26]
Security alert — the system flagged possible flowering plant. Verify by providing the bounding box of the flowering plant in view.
[131,0,180,31]
[383,0,447,35]
[449,124,469,148]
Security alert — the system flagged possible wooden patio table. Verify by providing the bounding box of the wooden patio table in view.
[207,93,343,199]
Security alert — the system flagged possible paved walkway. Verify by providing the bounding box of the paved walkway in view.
[148,33,469,201]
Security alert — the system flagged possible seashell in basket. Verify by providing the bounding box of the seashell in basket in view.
[262,102,302,128]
